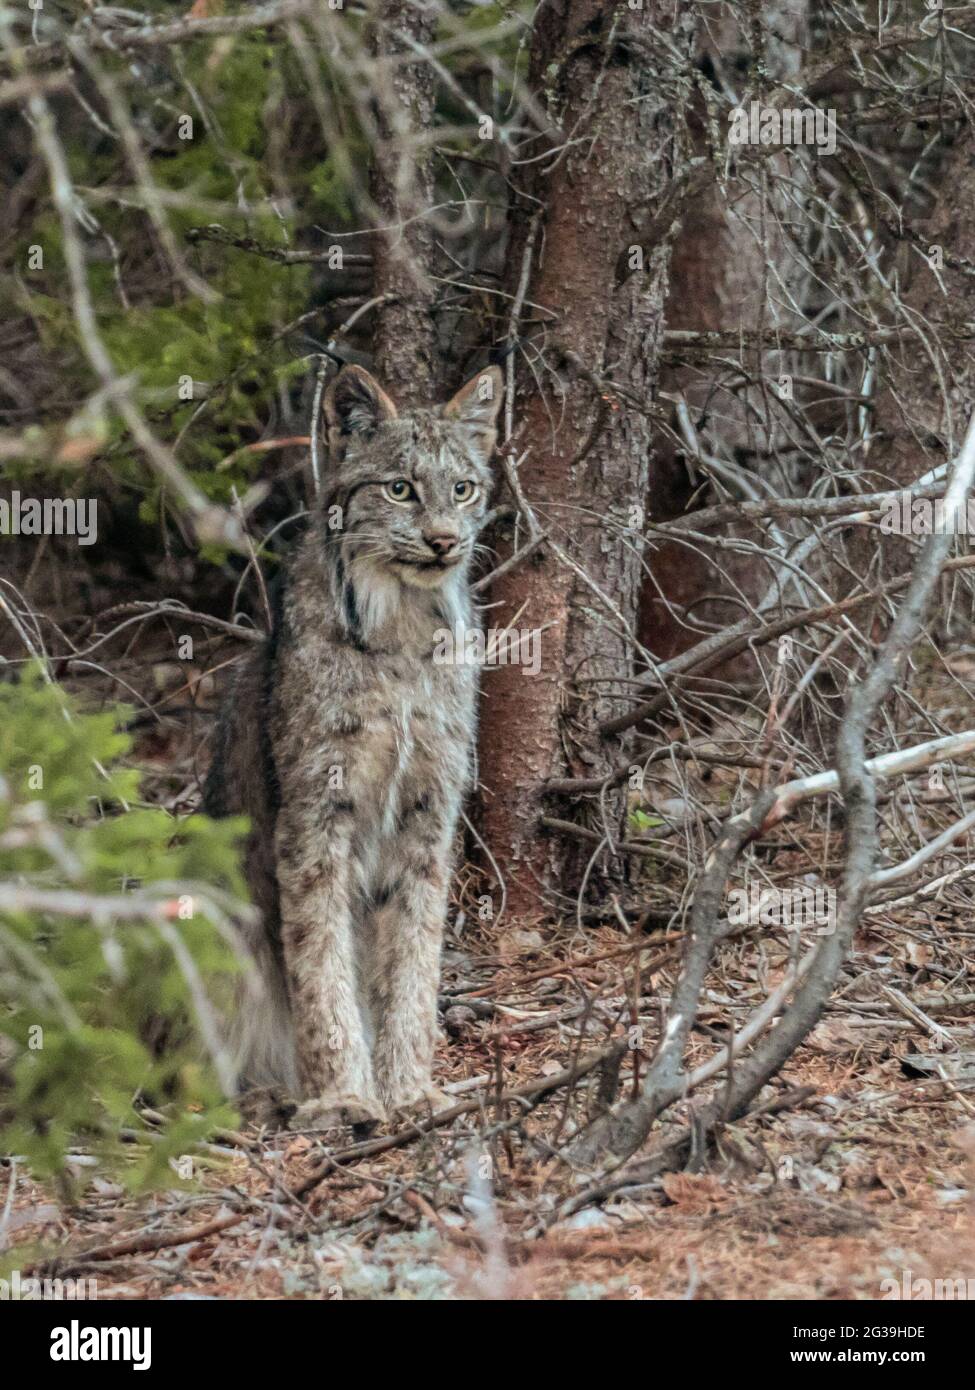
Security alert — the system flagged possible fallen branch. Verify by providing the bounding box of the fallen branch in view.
[539,816,686,869]
[600,553,975,736]
[294,1040,625,1196]
[567,789,776,1165]
[547,742,767,797]
[548,1086,817,1227]
[85,600,264,646]
[567,412,975,1171]
[760,731,975,833]
[44,1208,244,1272]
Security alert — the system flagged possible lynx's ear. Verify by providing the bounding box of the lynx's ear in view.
[443,365,504,461]
[324,365,398,458]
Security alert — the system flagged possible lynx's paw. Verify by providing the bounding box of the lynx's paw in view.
[289,1090,386,1131]
[237,1085,298,1132]
[387,1083,454,1120]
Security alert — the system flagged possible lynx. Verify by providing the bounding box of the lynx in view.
[205,363,503,1128]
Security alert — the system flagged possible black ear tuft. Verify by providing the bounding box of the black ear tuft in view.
[323,366,398,456]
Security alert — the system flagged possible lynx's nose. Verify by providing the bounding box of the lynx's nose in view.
[424,531,460,558]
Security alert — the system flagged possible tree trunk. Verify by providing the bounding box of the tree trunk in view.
[638,1,811,669]
[848,123,975,632]
[866,127,975,510]
[369,0,439,406]
[476,1,697,924]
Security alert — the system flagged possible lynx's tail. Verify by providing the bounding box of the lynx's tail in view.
[204,637,296,1096]
[226,949,299,1094]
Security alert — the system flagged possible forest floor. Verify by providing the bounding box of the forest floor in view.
[8,898,975,1301]
[5,557,975,1300]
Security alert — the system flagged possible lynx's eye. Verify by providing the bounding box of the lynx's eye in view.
[384,478,416,504]
[453,480,478,504]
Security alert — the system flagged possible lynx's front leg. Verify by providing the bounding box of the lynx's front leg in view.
[275,802,382,1126]
[370,816,454,1113]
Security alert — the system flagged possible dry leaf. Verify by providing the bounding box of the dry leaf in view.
[661,1172,730,1212]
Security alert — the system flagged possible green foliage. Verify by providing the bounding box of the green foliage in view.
[4,5,525,542]
[3,29,328,511]
[0,668,247,1194]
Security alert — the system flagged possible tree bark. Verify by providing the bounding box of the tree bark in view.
[368,0,439,406]
[843,121,975,634]
[866,127,975,508]
[638,1,811,669]
[476,1,697,924]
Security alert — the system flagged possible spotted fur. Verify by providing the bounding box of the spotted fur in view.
[205,365,503,1124]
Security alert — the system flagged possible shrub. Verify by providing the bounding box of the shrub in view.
[0,666,249,1191]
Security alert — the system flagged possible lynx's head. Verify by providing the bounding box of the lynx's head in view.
[322,364,503,592]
